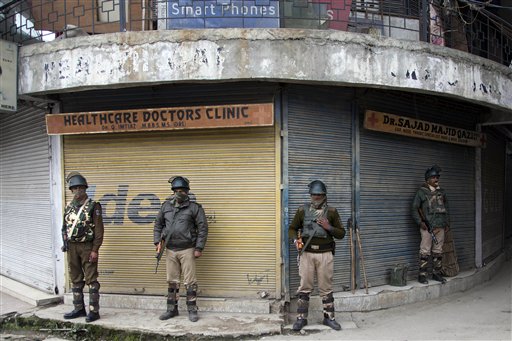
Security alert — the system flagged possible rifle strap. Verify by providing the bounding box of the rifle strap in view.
[67,198,91,238]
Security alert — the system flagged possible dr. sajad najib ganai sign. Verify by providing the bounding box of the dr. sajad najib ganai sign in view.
[46,103,274,135]
[364,110,486,148]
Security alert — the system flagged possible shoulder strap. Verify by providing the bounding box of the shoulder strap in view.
[68,198,91,235]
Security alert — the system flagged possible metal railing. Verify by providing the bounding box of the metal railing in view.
[0,0,510,67]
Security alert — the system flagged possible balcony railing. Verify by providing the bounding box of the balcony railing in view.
[0,0,510,67]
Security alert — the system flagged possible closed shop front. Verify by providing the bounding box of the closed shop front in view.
[358,90,480,287]
[53,84,280,298]
[285,85,353,294]
[0,103,55,292]
[481,127,506,263]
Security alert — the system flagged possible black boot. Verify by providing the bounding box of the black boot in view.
[432,273,447,283]
[64,285,86,319]
[159,284,179,320]
[418,254,429,284]
[321,293,341,330]
[188,307,198,322]
[323,317,341,330]
[64,308,87,319]
[86,282,101,323]
[292,292,310,331]
[418,274,428,284]
[432,254,447,284]
[186,284,199,322]
[159,305,179,320]
[292,317,308,331]
[85,311,100,323]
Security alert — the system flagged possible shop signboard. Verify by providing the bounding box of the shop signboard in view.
[46,103,274,135]
[364,110,486,148]
[158,0,280,29]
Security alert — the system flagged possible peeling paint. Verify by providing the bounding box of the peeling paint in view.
[17,29,512,113]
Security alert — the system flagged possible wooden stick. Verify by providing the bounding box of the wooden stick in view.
[348,218,355,294]
[355,227,369,294]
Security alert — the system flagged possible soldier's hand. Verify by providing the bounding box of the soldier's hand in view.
[155,242,162,253]
[317,217,331,230]
[294,238,304,251]
[420,222,428,230]
[89,251,98,263]
[194,250,202,258]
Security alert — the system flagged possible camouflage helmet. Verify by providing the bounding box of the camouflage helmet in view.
[168,176,190,191]
[66,172,88,189]
[308,180,327,195]
[424,165,442,181]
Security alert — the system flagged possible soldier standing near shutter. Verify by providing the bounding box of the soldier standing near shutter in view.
[288,180,345,331]
[61,172,104,323]
[412,165,450,284]
[154,176,208,322]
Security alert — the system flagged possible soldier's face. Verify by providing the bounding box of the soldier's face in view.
[70,185,87,200]
[427,176,439,187]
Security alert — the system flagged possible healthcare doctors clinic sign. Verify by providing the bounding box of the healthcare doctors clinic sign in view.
[157,0,280,28]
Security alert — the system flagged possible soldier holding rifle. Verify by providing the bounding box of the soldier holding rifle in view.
[412,165,450,284]
[153,176,208,322]
[288,180,345,332]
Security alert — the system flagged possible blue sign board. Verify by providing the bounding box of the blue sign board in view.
[165,0,280,28]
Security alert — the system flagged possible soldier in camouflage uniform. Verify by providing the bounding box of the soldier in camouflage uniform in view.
[288,180,345,331]
[61,172,104,323]
[412,165,450,284]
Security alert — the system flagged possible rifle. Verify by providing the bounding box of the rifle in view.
[417,208,439,245]
[347,218,355,294]
[155,230,172,274]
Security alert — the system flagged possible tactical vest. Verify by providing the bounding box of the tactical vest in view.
[301,204,329,239]
[422,187,449,227]
[64,199,96,242]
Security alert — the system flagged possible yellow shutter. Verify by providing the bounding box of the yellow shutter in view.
[63,127,279,297]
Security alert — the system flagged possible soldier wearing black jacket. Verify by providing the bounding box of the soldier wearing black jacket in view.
[154,176,208,322]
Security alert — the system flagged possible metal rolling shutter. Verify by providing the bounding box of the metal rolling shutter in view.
[358,91,477,287]
[286,85,353,294]
[63,126,277,298]
[481,127,506,263]
[0,103,55,292]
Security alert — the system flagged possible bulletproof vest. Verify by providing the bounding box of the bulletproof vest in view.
[301,204,329,239]
[64,200,96,242]
[426,188,448,214]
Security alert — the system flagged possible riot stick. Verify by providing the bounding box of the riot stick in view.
[355,226,369,294]
[347,218,355,294]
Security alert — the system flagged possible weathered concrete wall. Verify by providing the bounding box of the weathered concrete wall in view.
[19,28,512,113]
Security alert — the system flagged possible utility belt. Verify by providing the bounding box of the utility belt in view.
[304,242,335,253]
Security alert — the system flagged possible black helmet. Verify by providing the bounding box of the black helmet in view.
[67,172,88,189]
[308,180,327,195]
[168,176,190,191]
[424,165,441,181]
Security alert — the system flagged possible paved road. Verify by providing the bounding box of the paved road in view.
[260,257,512,341]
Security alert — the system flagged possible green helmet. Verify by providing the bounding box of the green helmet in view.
[168,176,190,191]
[67,173,88,189]
[424,165,441,181]
[308,180,327,195]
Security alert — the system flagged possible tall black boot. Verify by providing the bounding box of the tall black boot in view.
[86,281,101,323]
[64,284,87,319]
[292,292,309,331]
[432,253,447,283]
[322,292,341,331]
[418,254,429,284]
[186,284,199,322]
[159,283,179,320]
